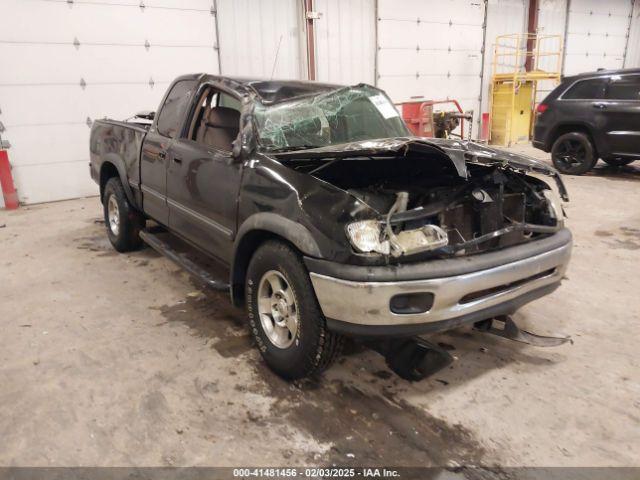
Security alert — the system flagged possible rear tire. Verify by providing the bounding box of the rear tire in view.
[103,177,144,252]
[245,240,343,379]
[603,157,635,167]
[551,132,597,175]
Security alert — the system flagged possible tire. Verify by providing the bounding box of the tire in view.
[603,157,635,167]
[103,177,144,252]
[245,240,343,379]
[551,132,597,175]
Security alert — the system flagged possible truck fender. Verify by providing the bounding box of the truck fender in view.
[100,153,139,209]
[230,212,323,306]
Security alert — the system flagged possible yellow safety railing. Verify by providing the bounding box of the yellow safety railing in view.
[489,33,563,146]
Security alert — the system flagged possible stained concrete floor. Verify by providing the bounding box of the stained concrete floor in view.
[1,146,639,468]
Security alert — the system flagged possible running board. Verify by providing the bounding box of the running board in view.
[139,230,230,292]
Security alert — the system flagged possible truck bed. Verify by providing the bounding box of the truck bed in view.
[89,118,149,198]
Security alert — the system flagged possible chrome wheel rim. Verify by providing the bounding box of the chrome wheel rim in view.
[107,195,120,236]
[257,270,298,349]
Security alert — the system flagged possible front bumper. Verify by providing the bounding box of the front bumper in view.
[305,229,572,337]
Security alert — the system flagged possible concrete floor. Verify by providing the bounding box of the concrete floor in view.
[1,146,639,468]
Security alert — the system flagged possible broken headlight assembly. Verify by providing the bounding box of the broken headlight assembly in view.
[346,219,449,257]
[346,220,391,255]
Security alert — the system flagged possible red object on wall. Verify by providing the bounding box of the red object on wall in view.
[0,149,19,209]
[481,112,490,141]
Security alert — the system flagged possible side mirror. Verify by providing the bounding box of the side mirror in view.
[135,110,155,121]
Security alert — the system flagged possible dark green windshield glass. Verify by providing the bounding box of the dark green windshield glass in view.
[254,85,409,150]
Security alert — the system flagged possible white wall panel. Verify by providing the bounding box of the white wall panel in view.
[625,0,640,67]
[563,0,633,74]
[377,0,486,136]
[0,0,220,205]
[315,0,376,85]
[480,0,527,116]
[217,0,303,79]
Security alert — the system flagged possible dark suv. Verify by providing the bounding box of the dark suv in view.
[533,68,640,175]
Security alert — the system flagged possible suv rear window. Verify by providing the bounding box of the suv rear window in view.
[606,75,640,101]
[562,78,606,100]
[157,80,197,138]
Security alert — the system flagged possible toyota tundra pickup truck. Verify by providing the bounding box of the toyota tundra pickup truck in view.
[90,73,572,379]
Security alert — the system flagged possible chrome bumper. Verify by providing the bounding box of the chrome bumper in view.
[309,241,572,328]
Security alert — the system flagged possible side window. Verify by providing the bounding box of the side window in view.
[606,75,640,101]
[156,80,197,138]
[191,89,241,152]
[563,78,606,100]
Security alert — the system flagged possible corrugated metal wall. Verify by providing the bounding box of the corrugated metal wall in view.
[314,0,376,85]
[0,0,220,205]
[217,0,304,79]
[480,0,527,117]
[627,0,640,67]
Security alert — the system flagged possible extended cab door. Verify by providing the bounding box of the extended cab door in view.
[601,74,640,158]
[166,85,244,263]
[140,79,197,225]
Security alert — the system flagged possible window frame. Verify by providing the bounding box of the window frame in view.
[604,74,640,102]
[558,77,608,101]
[155,79,198,139]
[180,81,244,154]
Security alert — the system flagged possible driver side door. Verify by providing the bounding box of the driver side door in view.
[166,86,244,264]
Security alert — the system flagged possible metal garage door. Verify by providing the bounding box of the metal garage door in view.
[0,0,220,205]
[314,0,376,85]
[563,0,634,74]
[376,0,486,133]
[216,0,304,79]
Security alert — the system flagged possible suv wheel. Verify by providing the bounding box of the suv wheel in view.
[603,157,635,167]
[551,132,597,175]
[246,240,343,379]
[103,177,144,252]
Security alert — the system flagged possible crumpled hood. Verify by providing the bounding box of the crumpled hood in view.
[270,136,568,200]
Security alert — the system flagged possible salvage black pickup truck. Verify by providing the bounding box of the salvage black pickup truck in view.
[90,74,572,379]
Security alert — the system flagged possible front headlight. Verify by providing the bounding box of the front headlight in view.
[346,220,390,255]
[542,188,564,222]
[346,220,449,256]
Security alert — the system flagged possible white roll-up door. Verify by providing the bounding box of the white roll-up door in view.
[563,0,634,74]
[0,0,220,205]
[376,0,486,133]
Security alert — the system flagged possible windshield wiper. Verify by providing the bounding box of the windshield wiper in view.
[267,145,323,153]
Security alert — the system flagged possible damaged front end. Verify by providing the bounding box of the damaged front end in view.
[275,138,567,262]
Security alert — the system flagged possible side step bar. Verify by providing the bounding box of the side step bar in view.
[139,230,230,292]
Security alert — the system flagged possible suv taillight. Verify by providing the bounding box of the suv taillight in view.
[536,103,549,114]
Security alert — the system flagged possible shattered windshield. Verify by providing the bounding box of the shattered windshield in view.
[254,85,409,151]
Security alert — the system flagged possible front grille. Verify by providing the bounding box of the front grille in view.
[439,192,527,254]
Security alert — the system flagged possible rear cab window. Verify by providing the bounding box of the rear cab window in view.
[156,80,197,138]
[605,75,640,101]
[561,78,607,100]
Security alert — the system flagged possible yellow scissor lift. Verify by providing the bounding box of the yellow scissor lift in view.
[489,33,562,147]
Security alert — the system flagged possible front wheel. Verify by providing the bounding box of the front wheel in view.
[551,132,597,175]
[603,157,635,167]
[103,177,144,252]
[245,240,343,379]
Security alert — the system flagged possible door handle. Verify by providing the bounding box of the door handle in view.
[158,150,167,159]
[593,103,607,110]
[172,157,183,164]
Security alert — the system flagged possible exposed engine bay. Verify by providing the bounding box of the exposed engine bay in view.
[284,141,564,260]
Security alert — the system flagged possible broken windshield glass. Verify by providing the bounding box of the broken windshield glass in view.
[254,85,409,151]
